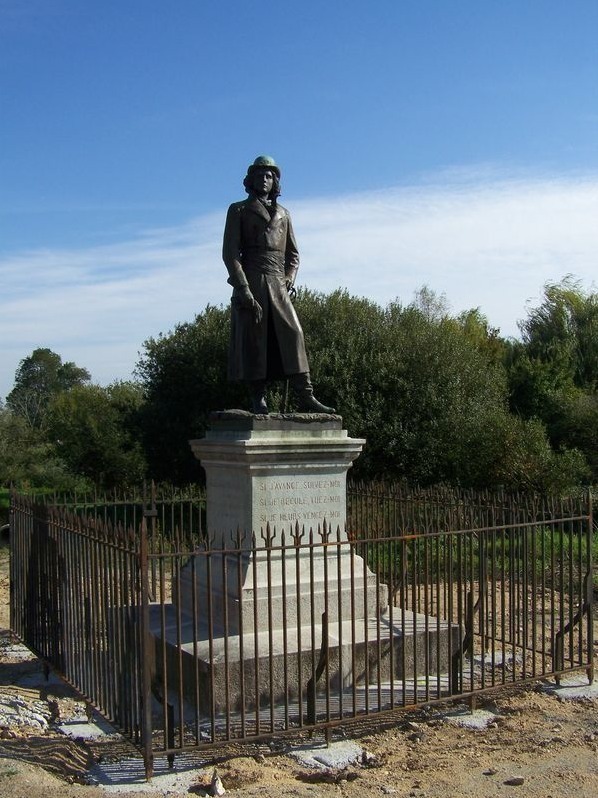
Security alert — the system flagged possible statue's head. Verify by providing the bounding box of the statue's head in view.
[243,155,281,200]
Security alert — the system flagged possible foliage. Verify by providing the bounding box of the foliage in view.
[136,287,587,491]
[136,305,246,482]
[5,280,596,494]
[0,403,84,493]
[45,381,147,489]
[519,276,598,391]
[6,347,90,428]
[507,277,598,481]
[0,488,9,527]
[486,415,589,493]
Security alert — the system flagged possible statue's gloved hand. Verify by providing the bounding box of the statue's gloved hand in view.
[285,279,297,302]
[233,285,256,309]
[251,299,263,324]
[233,285,263,324]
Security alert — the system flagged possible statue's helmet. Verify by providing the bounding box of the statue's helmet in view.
[247,155,281,179]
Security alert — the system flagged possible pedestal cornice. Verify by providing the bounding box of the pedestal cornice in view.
[190,411,365,470]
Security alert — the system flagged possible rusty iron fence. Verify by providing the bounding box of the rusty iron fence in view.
[347,480,591,536]
[9,484,594,779]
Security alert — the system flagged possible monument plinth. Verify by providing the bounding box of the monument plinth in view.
[190,410,360,538]
[177,411,383,634]
[151,412,460,714]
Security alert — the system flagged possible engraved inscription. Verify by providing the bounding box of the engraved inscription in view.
[255,476,344,528]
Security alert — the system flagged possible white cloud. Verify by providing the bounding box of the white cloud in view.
[2,169,597,401]
[292,173,598,329]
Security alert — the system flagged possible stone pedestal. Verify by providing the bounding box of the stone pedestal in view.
[176,411,383,635]
[191,411,360,537]
[152,411,461,716]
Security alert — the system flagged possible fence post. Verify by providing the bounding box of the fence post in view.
[587,487,594,685]
[139,516,154,780]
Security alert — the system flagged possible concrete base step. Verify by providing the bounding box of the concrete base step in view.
[149,605,462,714]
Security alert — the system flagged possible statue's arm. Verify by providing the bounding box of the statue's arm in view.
[222,203,262,323]
[284,212,300,288]
[222,204,249,289]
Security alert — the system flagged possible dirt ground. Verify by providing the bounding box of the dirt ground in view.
[0,538,597,798]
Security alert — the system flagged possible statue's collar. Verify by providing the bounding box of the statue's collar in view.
[246,196,281,223]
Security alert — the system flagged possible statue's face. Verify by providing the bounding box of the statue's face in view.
[252,168,274,198]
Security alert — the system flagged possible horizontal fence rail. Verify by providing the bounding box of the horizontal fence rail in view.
[9,485,594,779]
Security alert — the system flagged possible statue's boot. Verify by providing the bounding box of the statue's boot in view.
[290,373,336,414]
[250,381,269,414]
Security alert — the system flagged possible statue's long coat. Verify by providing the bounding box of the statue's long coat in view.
[222,197,309,382]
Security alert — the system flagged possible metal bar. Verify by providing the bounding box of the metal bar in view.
[559,519,565,677]
[586,488,594,683]
[335,525,344,719]
[281,529,289,730]
[139,518,154,781]
[411,536,418,702]
[423,531,430,703]
[350,533,357,716]
[265,524,275,733]
[528,528,544,676]
[568,515,574,667]
[294,523,304,727]
[207,544,216,743]
[251,532,260,736]
[222,540,231,739]
[307,527,317,725]
[323,524,331,723]
[400,536,407,704]
[541,522,547,674]
[190,552,202,745]
[490,525,497,686]
[158,530,169,749]
[521,524,528,680]
[236,531,247,737]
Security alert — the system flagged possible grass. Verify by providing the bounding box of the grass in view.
[364,524,598,592]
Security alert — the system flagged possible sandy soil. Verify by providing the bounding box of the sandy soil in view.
[0,538,597,798]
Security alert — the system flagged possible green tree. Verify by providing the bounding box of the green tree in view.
[296,288,521,485]
[507,277,598,480]
[0,403,83,491]
[46,382,146,488]
[137,288,587,490]
[520,277,598,391]
[6,348,90,428]
[485,414,589,493]
[456,307,507,364]
[136,305,246,482]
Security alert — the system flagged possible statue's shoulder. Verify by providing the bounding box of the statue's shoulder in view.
[227,199,250,214]
[226,198,291,218]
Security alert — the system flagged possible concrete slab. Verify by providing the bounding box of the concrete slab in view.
[540,674,598,701]
[15,670,65,689]
[289,739,363,770]
[87,755,209,794]
[150,604,460,713]
[445,707,499,729]
[470,651,523,668]
[57,714,119,740]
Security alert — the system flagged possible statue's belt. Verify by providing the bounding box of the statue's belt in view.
[242,252,286,276]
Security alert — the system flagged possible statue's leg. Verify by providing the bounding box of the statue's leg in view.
[249,380,269,415]
[289,373,336,414]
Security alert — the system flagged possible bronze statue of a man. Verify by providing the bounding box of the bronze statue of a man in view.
[222,155,335,415]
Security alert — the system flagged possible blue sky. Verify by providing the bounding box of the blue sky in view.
[1,1,597,400]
